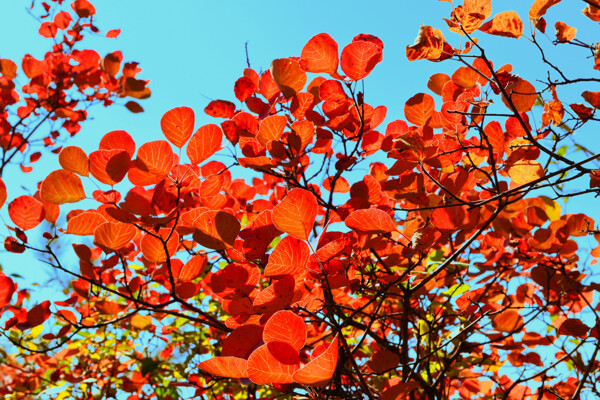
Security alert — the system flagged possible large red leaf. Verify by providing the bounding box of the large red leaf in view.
[265,236,310,278]
[161,106,195,148]
[193,210,240,250]
[222,324,264,358]
[198,357,248,378]
[271,58,307,99]
[186,124,223,165]
[272,188,317,241]
[256,115,287,146]
[405,93,435,126]
[293,335,339,386]
[89,149,131,185]
[253,275,295,314]
[0,273,15,308]
[300,33,339,74]
[340,41,382,81]
[8,195,45,230]
[136,140,173,177]
[210,262,259,300]
[263,310,306,352]
[94,221,137,252]
[27,300,51,327]
[59,146,89,176]
[178,254,207,281]
[345,208,396,234]
[247,342,301,384]
[67,211,107,235]
[40,169,86,205]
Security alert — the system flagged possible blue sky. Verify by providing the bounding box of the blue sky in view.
[0,0,598,283]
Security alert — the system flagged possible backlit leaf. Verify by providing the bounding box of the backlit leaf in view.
[187,124,223,165]
[179,254,207,281]
[8,196,45,230]
[406,25,446,61]
[94,221,137,252]
[507,160,544,185]
[272,188,317,241]
[140,228,180,263]
[558,318,589,338]
[293,335,339,386]
[161,107,195,148]
[59,146,89,176]
[247,342,300,384]
[265,236,310,278]
[404,93,435,126]
[67,211,107,235]
[204,100,235,118]
[492,309,523,333]
[502,78,537,113]
[89,149,131,186]
[271,58,307,99]
[99,130,136,158]
[256,115,287,146]
[263,310,307,352]
[136,141,173,177]
[198,357,248,378]
[555,21,576,42]
[300,33,339,74]
[27,300,51,327]
[193,210,240,250]
[0,273,15,308]
[480,11,523,39]
[40,170,86,205]
[345,208,396,234]
[0,178,6,209]
[529,0,561,19]
[340,40,382,81]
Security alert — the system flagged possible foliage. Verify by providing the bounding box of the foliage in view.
[3,0,600,399]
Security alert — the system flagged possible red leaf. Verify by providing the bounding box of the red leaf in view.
[558,318,590,338]
[265,236,310,278]
[253,275,295,314]
[89,149,131,185]
[300,33,339,74]
[161,107,195,148]
[106,29,121,38]
[340,40,382,81]
[59,146,89,176]
[94,222,136,252]
[187,124,223,165]
[492,310,523,333]
[193,210,240,250]
[293,335,339,386]
[256,115,287,146]
[271,58,307,99]
[71,0,96,18]
[99,130,136,158]
[40,170,86,205]
[140,228,179,263]
[53,12,71,30]
[272,189,317,241]
[205,100,235,118]
[8,196,45,230]
[0,178,6,210]
[263,310,306,352]
[0,273,15,308]
[502,78,537,113]
[323,176,350,193]
[27,300,51,327]
[198,357,248,378]
[39,22,57,38]
[480,11,523,39]
[404,93,435,126]
[67,211,107,235]
[136,140,173,177]
[178,254,207,281]
[234,77,256,102]
[345,208,396,234]
[247,342,301,384]
[222,324,264,358]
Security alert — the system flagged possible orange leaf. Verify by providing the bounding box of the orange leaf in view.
[8,196,45,230]
[222,325,264,358]
[94,222,136,252]
[0,58,17,79]
[136,140,173,177]
[99,130,136,158]
[492,309,523,333]
[106,29,121,38]
[263,310,307,352]
[67,211,107,235]
[404,93,435,126]
[247,342,300,384]
[256,115,287,146]
[340,41,382,81]
[89,149,131,185]
[480,11,523,39]
[59,146,89,176]
[427,73,450,96]
[271,58,307,99]
[452,66,479,89]
[193,210,240,250]
[253,275,295,314]
[179,254,207,281]
[555,21,576,42]
[300,33,339,74]
[0,274,15,308]
[582,91,600,109]
[264,236,310,278]
[444,0,491,34]
[406,25,446,61]
[71,0,96,18]
[187,124,223,165]
[529,0,561,19]
[161,107,195,148]
[95,300,126,315]
[507,160,544,185]
[198,357,248,378]
[141,228,179,263]
[272,188,317,241]
[293,335,339,386]
[40,170,86,205]
[323,176,350,193]
[502,78,537,113]
[345,208,396,234]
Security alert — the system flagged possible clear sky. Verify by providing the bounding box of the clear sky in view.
[0,0,597,285]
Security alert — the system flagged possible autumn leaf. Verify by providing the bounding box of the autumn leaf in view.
[507,160,545,185]
[272,188,318,241]
[555,21,576,42]
[8,196,45,230]
[480,11,523,39]
[198,357,248,378]
[187,124,223,165]
[247,342,301,384]
[271,58,307,99]
[502,78,537,113]
[404,93,435,126]
[406,25,446,61]
[161,107,195,148]
[59,146,89,176]
[558,318,589,338]
[293,335,339,386]
[345,208,396,234]
[340,40,382,81]
[300,33,339,74]
[529,0,561,19]
[492,310,523,333]
[40,170,86,205]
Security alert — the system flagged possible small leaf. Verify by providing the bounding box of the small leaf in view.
[264,310,307,352]
[94,222,136,252]
[492,309,523,333]
[558,318,590,338]
[256,115,287,146]
[529,0,561,19]
[405,93,435,126]
[555,21,576,42]
[247,342,301,384]
[59,146,89,176]
[406,25,446,61]
[253,275,295,314]
[507,160,544,185]
[193,211,240,250]
[8,196,45,230]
